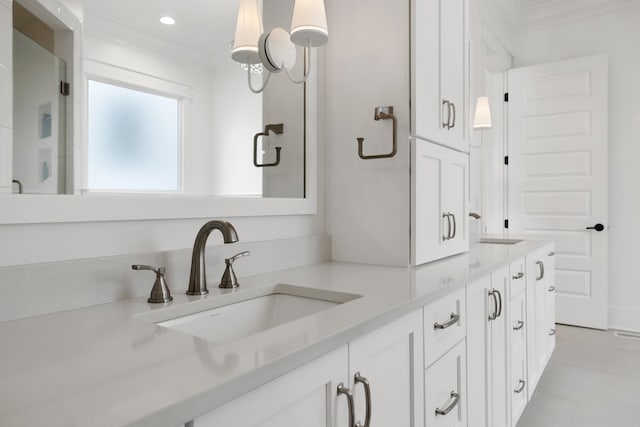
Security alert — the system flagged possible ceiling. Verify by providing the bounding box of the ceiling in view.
[61,0,239,56]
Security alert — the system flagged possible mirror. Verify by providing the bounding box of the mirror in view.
[10,0,307,198]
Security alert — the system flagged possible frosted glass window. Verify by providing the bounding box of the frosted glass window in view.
[87,80,180,191]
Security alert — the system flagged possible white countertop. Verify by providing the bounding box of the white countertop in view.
[0,239,549,427]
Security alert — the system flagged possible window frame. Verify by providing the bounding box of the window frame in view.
[82,59,188,194]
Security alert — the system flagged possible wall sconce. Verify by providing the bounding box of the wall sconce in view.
[471,96,492,149]
[472,96,492,130]
[231,0,329,93]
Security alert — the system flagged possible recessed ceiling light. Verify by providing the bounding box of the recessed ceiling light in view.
[160,16,176,25]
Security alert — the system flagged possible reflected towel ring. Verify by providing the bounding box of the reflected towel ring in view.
[253,123,284,167]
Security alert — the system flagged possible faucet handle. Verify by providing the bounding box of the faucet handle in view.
[131,264,173,304]
[225,251,250,265]
[220,251,250,289]
[132,264,165,275]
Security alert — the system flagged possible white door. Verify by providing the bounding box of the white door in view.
[507,55,608,329]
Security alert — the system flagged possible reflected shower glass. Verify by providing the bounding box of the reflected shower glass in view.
[87,80,180,192]
[12,30,68,194]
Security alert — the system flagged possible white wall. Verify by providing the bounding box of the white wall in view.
[512,4,640,331]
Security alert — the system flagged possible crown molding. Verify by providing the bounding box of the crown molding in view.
[517,0,640,30]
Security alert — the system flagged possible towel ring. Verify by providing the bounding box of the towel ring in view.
[356,106,397,160]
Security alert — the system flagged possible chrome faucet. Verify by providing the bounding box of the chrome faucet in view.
[187,220,239,295]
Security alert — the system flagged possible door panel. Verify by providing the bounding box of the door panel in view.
[508,55,608,329]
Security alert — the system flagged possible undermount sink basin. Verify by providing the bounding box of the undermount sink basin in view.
[478,238,523,245]
[136,284,361,344]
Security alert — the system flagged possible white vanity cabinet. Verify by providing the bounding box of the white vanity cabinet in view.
[466,269,509,427]
[412,0,469,152]
[525,245,555,396]
[425,339,467,427]
[424,290,468,427]
[412,139,469,265]
[192,345,349,427]
[508,259,528,425]
[348,310,424,427]
[327,0,469,267]
[191,311,423,427]
[545,249,557,354]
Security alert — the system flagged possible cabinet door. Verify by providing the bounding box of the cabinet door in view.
[466,270,508,427]
[439,0,467,149]
[489,266,509,427]
[510,347,528,426]
[526,249,548,395]
[412,139,469,265]
[425,340,467,427]
[193,346,349,427]
[413,139,447,265]
[466,276,491,427]
[412,0,468,152]
[545,247,557,353]
[348,310,424,427]
[444,149,469,256]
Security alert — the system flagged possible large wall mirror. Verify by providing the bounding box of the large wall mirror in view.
[4,0,317,223]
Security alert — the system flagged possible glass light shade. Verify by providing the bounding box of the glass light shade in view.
[473,96,492,129]
[290,0,329,47]
[231,0,263,65]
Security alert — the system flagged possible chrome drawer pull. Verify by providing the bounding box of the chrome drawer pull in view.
[434,313,460,330]
[513,320,525,331]
[488,290,498,321]
[512,272,524,280]
[548,286,556,292]
[536,261,545,281]
[514,379,526,394]
[337,383,356,427]
[435,391,460,416]
[549,328,557,336]
[354,373,372,427]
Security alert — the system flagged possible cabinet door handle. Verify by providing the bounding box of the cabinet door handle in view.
[354,373,372,427]
[434,312,460,330]
[495,289,503,318]
[442,99,451,129]
[514,380,526,394]
[548,286,556,292]
[442,213,452,241]
[536,261,545,281]
[450,213,457,239]
[449,102,456,128]
[338,383,356,427]
[435,391,460,416]
[513,320,525,331]
[548,251,555,256]
[549,328,557,336]
[488,290,498,321]
[512,272,524,280]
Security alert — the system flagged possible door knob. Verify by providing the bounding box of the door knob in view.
[586,223,605,232]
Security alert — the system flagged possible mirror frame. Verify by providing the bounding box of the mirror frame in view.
[1,0,318,225]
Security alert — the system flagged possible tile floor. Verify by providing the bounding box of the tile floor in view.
[517,324,640,427]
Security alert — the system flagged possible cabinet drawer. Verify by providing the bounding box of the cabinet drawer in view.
[424,288,466,367]
[510,346,528,426]
[510,290,527,354]
[509,258,526,299]
[425,339,467,427]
